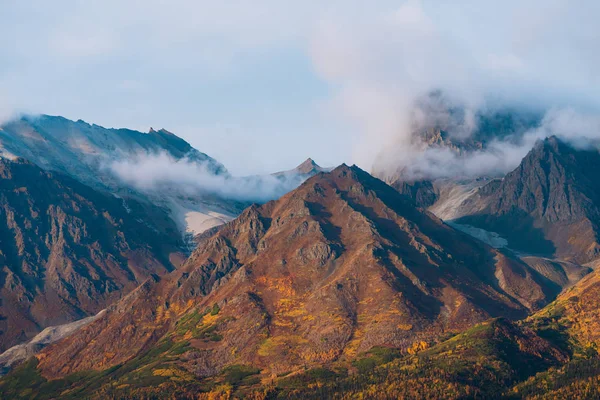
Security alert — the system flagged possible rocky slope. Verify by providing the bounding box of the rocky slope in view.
[456,136,600,263]
[0,158,184,351]
[5,164,564,396]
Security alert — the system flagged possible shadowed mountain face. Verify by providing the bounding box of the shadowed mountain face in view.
[456,136,600,263]
[391,180,439,208]
[25,165,559,390]
[0,158,184,351]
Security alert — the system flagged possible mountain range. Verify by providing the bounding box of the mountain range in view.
[0,113,600,399]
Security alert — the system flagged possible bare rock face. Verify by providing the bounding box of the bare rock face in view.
[0,158,184,351]
[456,136,600,263]
[34,165,558,381]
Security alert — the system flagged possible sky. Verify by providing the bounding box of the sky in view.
[1,1,599,175]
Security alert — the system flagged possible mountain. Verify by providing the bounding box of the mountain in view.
[0,157,184,351]
[0,115,244,238]
[0,164,564,397]
[0,115,226,189]
[455,136,600,263]
[273,158,329,178]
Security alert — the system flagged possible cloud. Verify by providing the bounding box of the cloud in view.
[385,107,600,181]
[108,151,307,202]
[308,0,600,177]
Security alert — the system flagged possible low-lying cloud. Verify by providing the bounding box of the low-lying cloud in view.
[108,152,307,202]
[378,107,600,182]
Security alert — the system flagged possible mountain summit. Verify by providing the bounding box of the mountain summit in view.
[18,164,557,397]
[273,157,329,178]
[457,136,600,262]
[295,158,325,175]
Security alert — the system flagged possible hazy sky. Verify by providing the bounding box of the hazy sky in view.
[1,1,599,174]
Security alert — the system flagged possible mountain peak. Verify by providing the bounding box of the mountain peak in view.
[457,135,600,262]
[296,157,317,173]
[533,135,568,154]
[273,158,330,178]
[32,165,554,384]
[295,157,325,175]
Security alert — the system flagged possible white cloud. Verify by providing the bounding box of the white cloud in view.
[108,151,307,202]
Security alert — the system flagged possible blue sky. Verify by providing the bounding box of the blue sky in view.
[1,1,599,174]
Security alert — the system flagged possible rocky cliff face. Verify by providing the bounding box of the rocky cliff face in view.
[0,158,184,351]
[457,136,600,263]
[32,165,558,384]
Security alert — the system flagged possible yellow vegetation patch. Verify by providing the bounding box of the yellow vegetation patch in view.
[255,276,296,297]
[397,323,413,331]
[153,368,176,377]
[257,335,308,357]
[284,307,306,318]
[201,312,220,326]
[343,329,364,357]
[358,297,375,305]
[273,319,295,328]
[407,341,429,354]
[152,367,194,382]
